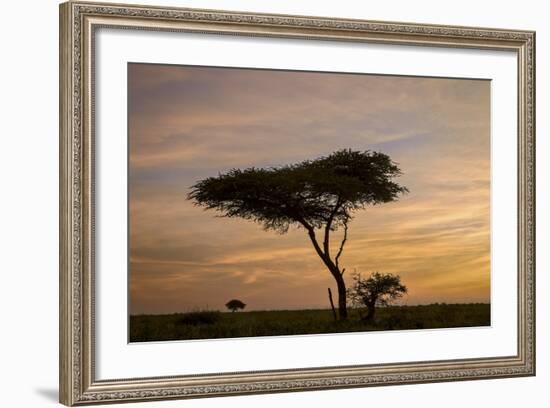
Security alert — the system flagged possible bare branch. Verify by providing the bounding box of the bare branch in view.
[323,197,342,258]
[298,220,327,263]
[335,218,349,269]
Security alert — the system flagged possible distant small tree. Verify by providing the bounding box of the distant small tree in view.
[225,299,246,312]
[347,272,407,321]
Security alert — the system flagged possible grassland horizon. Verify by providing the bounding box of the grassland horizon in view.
[130,303,491,342]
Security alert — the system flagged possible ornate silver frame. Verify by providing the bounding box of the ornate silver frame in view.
[59,1,536,405]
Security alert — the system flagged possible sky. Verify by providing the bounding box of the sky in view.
[128,63,491,315]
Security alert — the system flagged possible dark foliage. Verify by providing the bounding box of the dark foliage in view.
[347,272,408,321]
[225,299,246,312]
[189,149,407,233]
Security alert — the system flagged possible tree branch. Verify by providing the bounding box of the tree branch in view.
[323,197,342,258]
[335,217,349,270]
[298,218,341,275]
[307,226,328,263]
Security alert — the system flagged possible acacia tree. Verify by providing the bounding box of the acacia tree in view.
[347,272,408,321]
[225,299,246,312]
[188,149,407,320]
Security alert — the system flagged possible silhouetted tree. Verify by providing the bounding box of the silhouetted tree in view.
[347,272,408,321]
[225,299,246,312]
[189,149,408,320]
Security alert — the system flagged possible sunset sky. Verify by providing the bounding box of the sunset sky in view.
[128,63,490,315]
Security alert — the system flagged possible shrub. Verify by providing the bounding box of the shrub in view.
[347,272,407,321]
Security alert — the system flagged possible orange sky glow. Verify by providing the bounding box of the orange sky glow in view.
[128,63,491,314]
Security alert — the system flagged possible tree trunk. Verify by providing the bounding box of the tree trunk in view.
[334,272,348,320]
[303,225,348,320]
[364,302,376,321]
[327,288,337,321]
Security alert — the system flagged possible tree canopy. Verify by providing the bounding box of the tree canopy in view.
[347,272,408,321]
[188,149,408,234]
[225,299,246,312]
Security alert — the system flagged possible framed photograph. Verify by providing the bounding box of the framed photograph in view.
[59,1,536,405]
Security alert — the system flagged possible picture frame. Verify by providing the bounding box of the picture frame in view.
[59,1,536,405]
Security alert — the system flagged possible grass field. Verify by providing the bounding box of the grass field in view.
[129,303,490,342]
